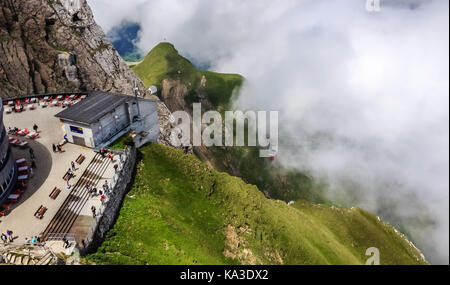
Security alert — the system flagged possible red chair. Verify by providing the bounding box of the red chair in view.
[28,133,40,139]
[14,189,25,195]
[1,204,11,215]
[17,181,28,190]
[0,205,10,216]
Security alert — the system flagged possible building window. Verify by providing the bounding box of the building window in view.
[0,165,15,198]
[70,126,84,134]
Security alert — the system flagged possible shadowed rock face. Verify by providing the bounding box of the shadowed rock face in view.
[0,0,148,98]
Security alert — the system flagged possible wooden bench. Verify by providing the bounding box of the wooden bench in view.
[49,188,61,200]
[76,154,85,165]
[63,172,72,181]
[34,205,47,219]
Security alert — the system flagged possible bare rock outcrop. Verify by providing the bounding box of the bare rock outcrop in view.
[0,0,148,97]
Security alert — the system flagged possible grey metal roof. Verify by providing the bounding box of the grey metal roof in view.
[55,91,131,125]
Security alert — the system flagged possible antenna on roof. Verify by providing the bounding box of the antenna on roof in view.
[149,85,158,95]
[134,80,142,121]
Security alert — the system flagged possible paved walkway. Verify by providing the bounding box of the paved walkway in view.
[0,105,115,248]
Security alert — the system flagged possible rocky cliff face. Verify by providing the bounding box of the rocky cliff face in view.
[0,0,180,147]
[0,0,148,97]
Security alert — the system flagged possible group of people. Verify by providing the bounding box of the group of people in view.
[52,143,64,152]
[86,184,100,197]
[7,127,19,134]
[1,230,14,244]
[65,161,77,190]
[24,235,42,245]
[1,230,46,246]
[86,181,108,207]
[8,124,38,134]
[52,133,68,153]
[88,179,112,218]
[100,148,116,162]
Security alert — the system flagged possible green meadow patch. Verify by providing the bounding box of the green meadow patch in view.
[86,144,427,265]
[133,42,243,110]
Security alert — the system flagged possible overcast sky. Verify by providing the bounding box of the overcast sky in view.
[87,0,449,264]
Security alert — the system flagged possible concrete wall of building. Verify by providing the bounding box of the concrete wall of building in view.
[133,99,159,148]
[62,120,95,148]
[92,104,130,147]
[0,127,9,163]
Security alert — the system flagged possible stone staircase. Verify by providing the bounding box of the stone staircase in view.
[0,245,59,265]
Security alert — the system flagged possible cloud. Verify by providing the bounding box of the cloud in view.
[88,0,449,264]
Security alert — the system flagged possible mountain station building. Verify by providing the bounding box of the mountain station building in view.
[55,91,158,149]
[0,99,17,204]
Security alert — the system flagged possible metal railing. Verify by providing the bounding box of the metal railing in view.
[3,91,86,101]
[45,233,76,243]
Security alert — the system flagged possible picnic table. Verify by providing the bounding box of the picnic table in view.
[18,175,28,180]
[8,194,20,200]
[18,166,28,172]
[80,95,87,99]
[18,166,28,171]
[70,95,76,99]
[8,101,13,106]
[57,95,63,100]
[35,205,47,219]
[16,158,26,164]
[44,96,49,100]
[30,98,37,103]
[17,129,28,136]
[49,188,61,200]
[18,141,28,147]
[27,132,39,139]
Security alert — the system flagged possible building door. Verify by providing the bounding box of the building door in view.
[73,135,86,147]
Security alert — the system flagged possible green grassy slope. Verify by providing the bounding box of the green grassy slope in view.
[133,42,325,204]
[133,42,243,109]
[86,144,427,265]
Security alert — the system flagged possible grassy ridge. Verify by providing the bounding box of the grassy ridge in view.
[86,144,427,265]
[133,42,324,203]
[133,42,243,109]
[195,146,327,204]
